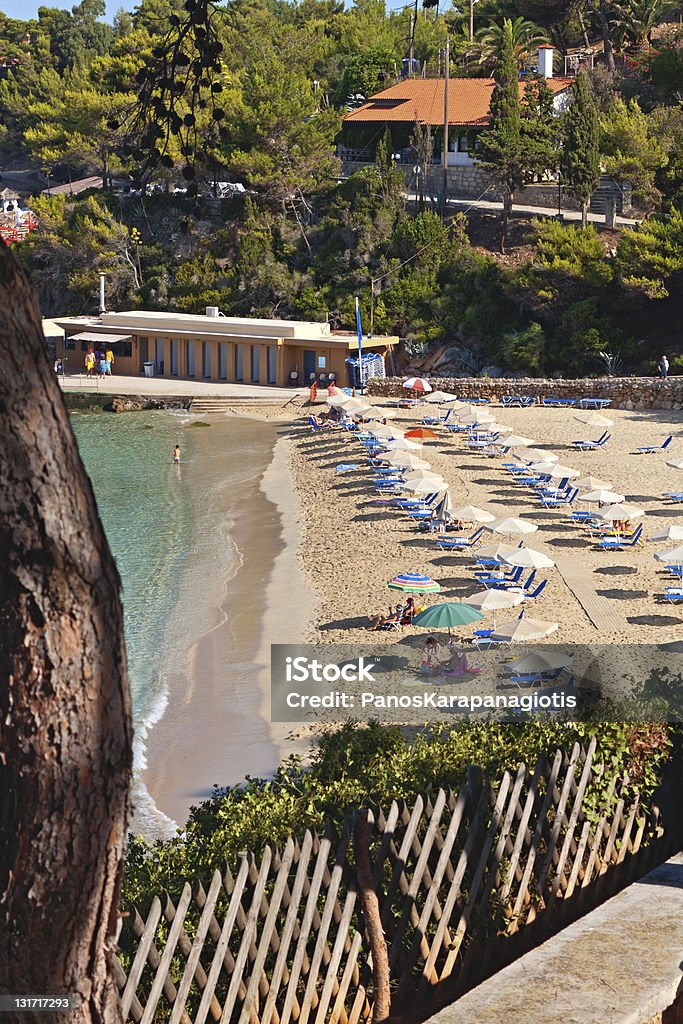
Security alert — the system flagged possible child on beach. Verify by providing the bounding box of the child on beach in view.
[173,444,181,464]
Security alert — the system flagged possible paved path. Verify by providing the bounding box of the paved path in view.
[405,192,639,227]
[555,555,626,632]
[59,372,306,401]
[423,853,683,1024]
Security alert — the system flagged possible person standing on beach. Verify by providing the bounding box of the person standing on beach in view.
[659,355,669,379]
[105,347,114,374]
[173,444,181,464]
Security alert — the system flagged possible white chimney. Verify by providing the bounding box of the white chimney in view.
[99,273,106,314]
[538,45,554,79]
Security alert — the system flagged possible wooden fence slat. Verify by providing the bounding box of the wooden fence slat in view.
[564,819,592,901]
[379,796,425,927]
[140,883,193,1024]
[170,869,224,1024]
[261,831,315,1024]
[313,887,358,1024]
[114,946,144,1022]
[195,853,251,1024]
[328,930,363,1024]
[546,738,597,910]
[121,897,162,1020]
[498,758,545,905]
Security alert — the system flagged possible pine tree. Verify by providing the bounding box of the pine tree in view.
[521,74,558,182]
[561,72,601,228]
[477,19,523,253]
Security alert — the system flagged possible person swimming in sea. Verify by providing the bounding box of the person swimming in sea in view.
[173,444,181,463]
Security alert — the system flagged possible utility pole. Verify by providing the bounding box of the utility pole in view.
[469,0,474,41]
[442,33,450,222]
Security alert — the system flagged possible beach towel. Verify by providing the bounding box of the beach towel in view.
[336,463,359,472]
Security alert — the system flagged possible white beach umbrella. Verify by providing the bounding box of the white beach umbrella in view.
[466,588,525,626]
[386,452,430,470]
[506,651,574,673]
[532,463,580,480]
[451,504,496,524]
[475,542,523,560]
[648,524,683,542]
[574,411,613,427]
[666,458,683,470]
[385,437,422,452]
[598,503,644,522]
[574,475,613,490]
[493,424,514,434]
[519,449,559,464]
[486,517,539,537]
[424,390,460,404]
[367,407,398,420]
[369,423,405,440]
[327,393,350,408]
[502,548,556,569]
[491,616,559,642]
[402,469,446,486]
[579,489,625,505]
[402,376,432,393]
[495,434,536,448]
[655,545,683,563]
[403,477,449,494]
[456,405,496,422]
[342,397,372,414]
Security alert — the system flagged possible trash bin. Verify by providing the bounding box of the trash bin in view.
[144,361,154,377]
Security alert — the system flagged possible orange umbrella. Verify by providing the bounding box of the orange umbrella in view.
[405,428,439,440]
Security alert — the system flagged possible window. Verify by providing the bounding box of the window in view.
[317,355,326,369]
[251,345,260,383]
[113,341,132,358]
[457,135,469,153]
[65,337,76,350]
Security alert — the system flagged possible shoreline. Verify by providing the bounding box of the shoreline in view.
[139,410,315,835]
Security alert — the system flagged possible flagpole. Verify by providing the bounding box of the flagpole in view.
[355,294,363,393]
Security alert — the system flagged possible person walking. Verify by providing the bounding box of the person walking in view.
[658,355,669,379]
[84,349,95,377]
[105,347,114,375]
[173,444,181,464]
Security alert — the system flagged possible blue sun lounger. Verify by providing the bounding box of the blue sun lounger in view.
[542,397,576,407]
[635,435,673,455]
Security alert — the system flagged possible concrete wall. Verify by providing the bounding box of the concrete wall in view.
[368,375,683,411]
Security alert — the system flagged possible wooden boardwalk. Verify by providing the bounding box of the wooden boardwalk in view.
[555,556,626,632]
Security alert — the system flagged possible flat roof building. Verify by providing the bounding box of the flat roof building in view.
[53,309,397,388]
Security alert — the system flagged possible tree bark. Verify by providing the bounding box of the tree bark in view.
[0,246,132,1023]
[582,198,589,228]
[596,0,616,73]
[354,811,390,1023]
[500,188,514,254]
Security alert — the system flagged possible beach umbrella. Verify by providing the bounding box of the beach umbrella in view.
[666,458,683,470]
[424,390,460,404]
[655,545,683,564]
[385,437,423,452]
[402,377,432,393]
[574,475,613,490]
[366,407,398,420]
[327,393,350,407]
[432,491,453,531]
[369,423,404,440]
[648,524,683,542]
[574,411,613,428]
[579,489,625,505]
[402,469,444,484]
[465,589,525,627]
[506,651,574,674]
[412,601,484,635]
[475,542,522,560]
[532,462,580,480]
[403,477,449,494]
[598,503,644,522]
[458,408,497,424]
[405,427,439,440]
[388,573,441,594]
[519,449,559,464]
[491,616,559,642]
[494,434,536,448]
[502,548,555,569]
[386,453,431,470]
[487,517,538,537]
[451,504,496,524]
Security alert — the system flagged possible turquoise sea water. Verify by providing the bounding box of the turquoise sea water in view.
[71,410,278,834]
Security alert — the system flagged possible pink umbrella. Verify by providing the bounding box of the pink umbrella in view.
[402,377,432,393]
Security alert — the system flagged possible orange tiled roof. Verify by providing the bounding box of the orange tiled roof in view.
[343,76,573,128]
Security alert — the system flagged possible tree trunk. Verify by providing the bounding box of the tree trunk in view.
[578,5,591,50]
[354,811,390,1023]
[500,188,514,254]
[0,246,132,1023]
[597,0,616,73]
[582,198,589,228]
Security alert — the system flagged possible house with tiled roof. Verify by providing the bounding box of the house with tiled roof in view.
[339,47,574,196]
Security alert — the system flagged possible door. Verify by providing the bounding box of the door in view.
[171,340,179,376]
[303,349,316,383]
[267,346,277,385]
[251,345,260,383]
[187,341,195,377]
[235,344,244,381]
[202,341,211,378]
[139,337,148,372]
[219,343,227,380]
[154,338,164,374]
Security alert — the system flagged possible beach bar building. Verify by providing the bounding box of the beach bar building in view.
[53,309,397,388]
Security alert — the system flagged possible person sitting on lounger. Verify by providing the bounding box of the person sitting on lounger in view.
[399,598,416,625]
[368,603,405,630]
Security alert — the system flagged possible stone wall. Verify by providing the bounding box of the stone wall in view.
[367,375,683,411]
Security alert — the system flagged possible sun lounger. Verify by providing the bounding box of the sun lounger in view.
[576,398,612,409]
[571,431,611,451]
[542,397,576,407]
[662,588,683,602]
[501,395,536,408]
[436,527,485,550]
[663,492,683,502]
[596,525,643,550]
[634,435,673,455]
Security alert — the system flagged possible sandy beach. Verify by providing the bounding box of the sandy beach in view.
[288,401,683,649]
